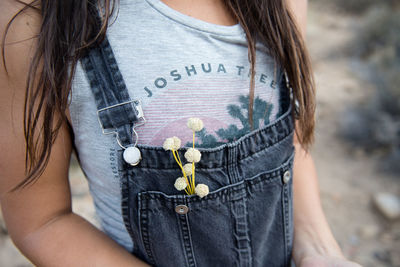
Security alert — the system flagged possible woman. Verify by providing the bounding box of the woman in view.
[0,0,361,266]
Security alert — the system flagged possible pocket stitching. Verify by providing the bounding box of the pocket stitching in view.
[138,197,157,265]
[282,177,293,266]
[138,150,295,205]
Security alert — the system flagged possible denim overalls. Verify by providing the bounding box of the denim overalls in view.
[81,36,295,267]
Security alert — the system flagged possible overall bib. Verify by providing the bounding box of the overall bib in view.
[81,36,295,267]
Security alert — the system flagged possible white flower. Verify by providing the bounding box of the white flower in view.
[187,117,204,132]
[183,163,193,176]
[163,136,181,150]
[163,137,174,151]
[174,177,188,191]
[195,184,209,198]
[184,148,201,163]
[172,136,181,150]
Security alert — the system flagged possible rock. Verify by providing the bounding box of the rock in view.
[374,250,392,265]
[373,193,400,220]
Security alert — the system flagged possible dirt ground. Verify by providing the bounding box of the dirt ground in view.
[1,3,399,267]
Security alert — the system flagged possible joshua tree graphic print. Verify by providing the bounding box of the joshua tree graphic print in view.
[186,94,274,148]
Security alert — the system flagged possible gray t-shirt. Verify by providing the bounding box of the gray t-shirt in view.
[70,0,283,251]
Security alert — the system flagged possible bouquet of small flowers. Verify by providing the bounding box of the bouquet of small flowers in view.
[163,118,209,198]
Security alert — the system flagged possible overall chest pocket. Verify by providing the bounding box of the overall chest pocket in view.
[134,153,294,267]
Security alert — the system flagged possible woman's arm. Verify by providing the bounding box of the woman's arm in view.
[0,1,149,266]
[291,136,359,266]
[287,0,361,266]
[292,132,362,267]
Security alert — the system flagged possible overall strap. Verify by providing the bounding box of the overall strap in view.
[80,37,144,148]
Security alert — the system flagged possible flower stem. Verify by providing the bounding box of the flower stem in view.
[192,131,196,194]
[191,163,195,194]
[176,149,182,165]
[175,151,193,193]
[172,150,193,194]
[193,131,195,149]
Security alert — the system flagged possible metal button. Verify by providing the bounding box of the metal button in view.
[283,170,291,184]
[175,205,189,215]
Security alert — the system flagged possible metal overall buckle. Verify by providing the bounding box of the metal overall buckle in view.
[96,99,146,166]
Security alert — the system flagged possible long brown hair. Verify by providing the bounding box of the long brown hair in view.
[3,0,315,190]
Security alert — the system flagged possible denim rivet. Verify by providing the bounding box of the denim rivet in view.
[283,170,291,184]
[175,205,189,215]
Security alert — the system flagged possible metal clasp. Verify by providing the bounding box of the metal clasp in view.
[96,99,146,149]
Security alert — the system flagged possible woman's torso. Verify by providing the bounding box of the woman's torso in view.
[70,0,285,255]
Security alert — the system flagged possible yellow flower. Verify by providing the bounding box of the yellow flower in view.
[184,148,201,163]
[195,184,209,198]
[187,117,204,132]
[174,177,188,191]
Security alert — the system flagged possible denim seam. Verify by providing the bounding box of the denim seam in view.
[138,176,273,202]
[238,132,294,164]
[120,168,137,252]
[282,182,290,266]
[126,131,294,171]
[136,160,294,215]
[177,211,197,267]
[128,132,293,171]
[138,197,157,265]
[185,212,198,267]
[288,180,294,263]
[175,211,189,266]
[137,153,294,204]
[231,198,252,267]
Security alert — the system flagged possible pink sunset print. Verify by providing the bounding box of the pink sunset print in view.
[134,75,279,147]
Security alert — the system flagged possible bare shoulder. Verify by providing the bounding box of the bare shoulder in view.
[0,0,42,169]
[0,0,41,78]
[0,0,41,126]
[286,0,308,36]
[286,0,308,16]
[0,0,40,30]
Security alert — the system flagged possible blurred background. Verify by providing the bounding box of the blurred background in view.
[1,0,399,266]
